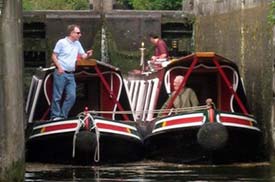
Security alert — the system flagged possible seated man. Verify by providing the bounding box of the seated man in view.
[158,75,199,117]
[148,34,169,71]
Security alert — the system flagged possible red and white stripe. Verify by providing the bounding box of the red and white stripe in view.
[153,113,205,133]
[29,119,80,139]
[218,113,260,131]
[95,119,141,140]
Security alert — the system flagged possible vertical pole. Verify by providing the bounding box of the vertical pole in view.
[102,0,113,12]
[91,0,114,12]
[0,0,25,181]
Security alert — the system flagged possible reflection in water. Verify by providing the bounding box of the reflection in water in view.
[25,161,273,181]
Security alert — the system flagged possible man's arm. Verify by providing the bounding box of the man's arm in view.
[81,49,93,59]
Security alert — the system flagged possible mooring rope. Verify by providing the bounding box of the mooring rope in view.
[72,115,85,158]
[87,114,100,163]
[72,112,101,163]
[75,112,101,162]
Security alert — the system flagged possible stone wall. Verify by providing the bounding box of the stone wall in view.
[22,10,194,73]
[193,0,273,159]
[0,0,25,181]
[104,10,193,71]
[23,11,102,65]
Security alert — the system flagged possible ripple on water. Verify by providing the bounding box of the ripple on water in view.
[25,161,272,182]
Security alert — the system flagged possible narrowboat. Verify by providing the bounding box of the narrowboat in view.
[25,59,143,164]
[125,52,262,164]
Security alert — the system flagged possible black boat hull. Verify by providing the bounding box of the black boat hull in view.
[144,125,262,164]
[26,118,143,164]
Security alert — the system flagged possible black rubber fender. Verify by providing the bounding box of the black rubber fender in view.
[197,122,228,151]
[75,130,97,153]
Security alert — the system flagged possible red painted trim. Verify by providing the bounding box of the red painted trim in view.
[220,116,252,126]
[208,108,215,123]
[96,123,130,133]
[43,123,78,132]
[84,107,89,130]
[212,56,248,114]
[164,116,203,126]
[165,56,199,111]
[94,65,129,121]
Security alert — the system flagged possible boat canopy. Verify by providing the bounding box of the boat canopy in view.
[163,52,250,115]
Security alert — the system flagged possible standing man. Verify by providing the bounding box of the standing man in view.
[51,24,93,120]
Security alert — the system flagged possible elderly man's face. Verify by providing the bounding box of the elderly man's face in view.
[173,77,183,91]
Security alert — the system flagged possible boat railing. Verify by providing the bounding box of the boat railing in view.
[79,104,210,121]
[123,78,160,121]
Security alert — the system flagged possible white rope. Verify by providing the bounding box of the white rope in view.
[75,112,101,163]
[72,112,101,163]
[72,115,85,158]
[88,114,100,163]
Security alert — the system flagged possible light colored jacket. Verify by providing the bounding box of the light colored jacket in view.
[158,88,199,116]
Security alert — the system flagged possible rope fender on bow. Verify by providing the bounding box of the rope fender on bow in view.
[72,112,101,162]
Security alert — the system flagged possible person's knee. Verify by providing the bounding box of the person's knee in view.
[68,92,76,102]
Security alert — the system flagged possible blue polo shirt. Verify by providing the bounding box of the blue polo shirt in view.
[53,37,85,71]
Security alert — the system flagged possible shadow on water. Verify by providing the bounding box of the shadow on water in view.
[25,161,275,181]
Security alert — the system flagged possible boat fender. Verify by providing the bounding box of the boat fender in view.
[75,131,97,155]
[197,122,228,151]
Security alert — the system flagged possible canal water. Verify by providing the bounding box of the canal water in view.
[25,161,275,181]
